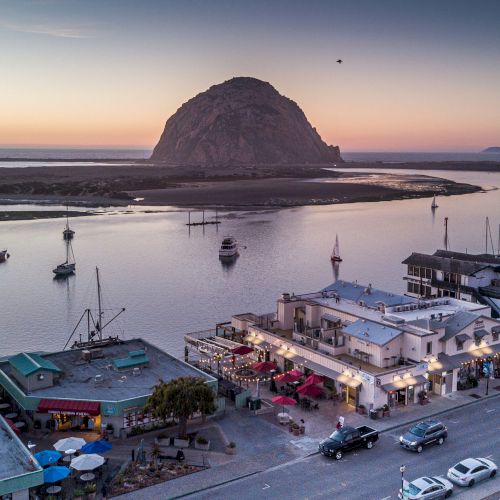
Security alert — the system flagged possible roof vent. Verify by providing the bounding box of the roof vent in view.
[94,374,104,385]
[363,331,369,337]
[132,367,141,377]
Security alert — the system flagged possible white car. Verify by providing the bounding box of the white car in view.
[447,457,497,487]
[398,476,453,499]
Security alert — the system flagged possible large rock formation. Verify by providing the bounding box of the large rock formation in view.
[151,77,342,165]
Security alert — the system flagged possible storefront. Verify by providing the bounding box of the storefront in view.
[381,375,428,406]
[37,399,101,432]
[337,373,362,407]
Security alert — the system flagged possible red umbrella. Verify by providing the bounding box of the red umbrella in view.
[272,395,297,414]
[252,361,277,373]
[304,374,325,385]
[4,417,20,436]
[231,345,253,355]
[297,384,324,397]
[275,372,301,383]
[288,369,304,378]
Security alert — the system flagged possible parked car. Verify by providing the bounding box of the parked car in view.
[398,476,453,499]
[399,420,447,453]
[319,425,378,460]
[447,457,497,487]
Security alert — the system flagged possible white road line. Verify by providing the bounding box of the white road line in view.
[486,409,496,413]
[380,496,391,500]
[449,420,459,423]
[485,454,493,459]
[262,484,270,490]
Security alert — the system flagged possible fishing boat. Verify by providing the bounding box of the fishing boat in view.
[219,236,239,258]
[53,241,76,277]
[0,249,9,262]
[331,234,342,262]
[63,205,75,240]
[431,194,438,209]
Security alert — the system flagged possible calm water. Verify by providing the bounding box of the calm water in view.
[1,168,499,359]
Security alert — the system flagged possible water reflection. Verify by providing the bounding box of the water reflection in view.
[220,254,239,273]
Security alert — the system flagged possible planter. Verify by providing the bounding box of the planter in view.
[419,399,429,405]
[195,440,210,451]
[299,426,305,434]
[383,410,390,417]
[156,438,171,447]
[174,438,190,448]
[357,406,366,415]
[86,493,96,500]
[293,428,300,436]
[225,446,236,455]
[376,409,383,418]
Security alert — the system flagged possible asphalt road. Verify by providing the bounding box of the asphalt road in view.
[187,397,500,500]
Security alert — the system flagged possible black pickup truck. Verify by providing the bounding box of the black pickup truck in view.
[319,425,379,460]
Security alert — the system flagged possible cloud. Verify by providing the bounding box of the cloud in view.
[0,21,96,38]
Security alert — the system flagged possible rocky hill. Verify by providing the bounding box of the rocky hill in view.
[482,147,500,153]
[151,77,342,165]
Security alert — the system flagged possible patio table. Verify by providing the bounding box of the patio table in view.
[14,422,26,429]
[80,472,95,482]
[5,412,18,420]
[0,403,11,412]
[277,412,291,424]
[46,485,62,494]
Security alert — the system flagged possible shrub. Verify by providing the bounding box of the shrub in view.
[196,436,208,445]
[227,441,236,448]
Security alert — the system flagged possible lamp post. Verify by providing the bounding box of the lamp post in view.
[400,464,406,498]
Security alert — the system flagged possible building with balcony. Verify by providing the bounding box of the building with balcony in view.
[402,249,500,317]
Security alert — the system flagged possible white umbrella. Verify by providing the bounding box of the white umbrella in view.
[54,437,86,452]
[70,453,105,471]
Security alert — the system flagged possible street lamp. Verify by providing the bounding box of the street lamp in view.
[400,464,406,498]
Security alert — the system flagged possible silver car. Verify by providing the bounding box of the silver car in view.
[447,457,497,487]
[398,476,453,499]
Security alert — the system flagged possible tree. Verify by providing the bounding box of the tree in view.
[146,377,216,438]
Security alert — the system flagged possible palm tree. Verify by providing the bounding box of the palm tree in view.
[146,377,216,439]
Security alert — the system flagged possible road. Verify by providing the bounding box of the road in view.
[186,397,500,500]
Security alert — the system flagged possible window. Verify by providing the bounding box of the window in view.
[493,331,499,342]
[426,342,432,355]
[456,342,464,351]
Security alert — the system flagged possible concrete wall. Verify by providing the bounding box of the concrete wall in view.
[402,332,441,362]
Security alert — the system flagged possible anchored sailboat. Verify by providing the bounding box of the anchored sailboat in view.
[53,240,76,277]
[331,234,342,262]
[431,194,438,209]
[63,205,75,240]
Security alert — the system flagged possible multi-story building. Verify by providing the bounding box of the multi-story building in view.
[188,279,500,411]
[402,249,500,317]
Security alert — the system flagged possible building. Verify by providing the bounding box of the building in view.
[0,416,43,499]
[402,249,500,317]
[187,279,500,411]
[0,338,217,438]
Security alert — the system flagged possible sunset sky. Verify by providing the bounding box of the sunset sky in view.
[1,0,499,151]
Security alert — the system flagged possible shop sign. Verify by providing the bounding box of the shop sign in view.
[102,404,117,416]
[48,410,88,416]
[359,371,374,384]
[474,319,485,330]
[416,362,428,372]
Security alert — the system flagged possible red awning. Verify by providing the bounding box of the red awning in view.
[4,417,21,435]
[38,399,100,416]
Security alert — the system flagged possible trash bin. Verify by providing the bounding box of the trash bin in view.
[369,409,378,420]
[247,397,261,411]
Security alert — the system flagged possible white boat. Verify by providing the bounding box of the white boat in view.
[331,234,342,262]
[0,249,9,262]
[53,241,76,277]
[431,194,438,209]
[63,205,75,240]
[219,236,239,258]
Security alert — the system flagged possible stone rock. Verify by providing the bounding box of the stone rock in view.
[151,77,342,165]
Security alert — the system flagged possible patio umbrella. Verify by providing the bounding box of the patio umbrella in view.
[275,372,301,383]
[304,374,325,385]
[231,345,253,355]
[44,466,70,483]
[54,437,86,452]
[4,417,21,436]
[70,453,105,471]
[252,361,277,373]
[34,450,62,467]
[297,384,324,397]
[272,395,297,414]
[81,440,112,454]
[288,369,304,378]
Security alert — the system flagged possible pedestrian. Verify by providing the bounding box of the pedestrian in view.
[336,420,342,431]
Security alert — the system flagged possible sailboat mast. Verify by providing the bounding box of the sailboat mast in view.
[96,267,103,341]
[444,217,449,251]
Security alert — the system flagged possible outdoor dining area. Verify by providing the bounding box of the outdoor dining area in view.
[31,436,112,498]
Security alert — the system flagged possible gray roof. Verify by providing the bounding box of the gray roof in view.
[402,250,500,276]
[407,318,445,332]
[0,338,215,403]
[322,280,414,308]
[342,319,403,346]
[440,311,480,341]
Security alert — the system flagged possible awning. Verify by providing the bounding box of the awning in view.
[281,355,341,381]
[473,329,488,339]
[492,326,500,334]
[337,373,362,389]
[427,354,458,374]
[321,314,341,324]
[455,333,471,344]
[381,375,428,392]
[38,399,100,416]
[440,342,500,367]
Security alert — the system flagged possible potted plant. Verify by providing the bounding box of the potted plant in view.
[225,441,236,455]
[84,482,97,500]
[299,424,305,434]
[376,407,383,418]
[195,435,210,451]
[73,488,85,500]
[357,404,366,415]
[382,404,390,417]
[150,442,161,468]
[106,423,114,436]
[291,422,300,436]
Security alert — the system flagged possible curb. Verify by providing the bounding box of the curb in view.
[379,391,500,435]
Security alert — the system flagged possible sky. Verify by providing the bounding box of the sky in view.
[0,0,499,152]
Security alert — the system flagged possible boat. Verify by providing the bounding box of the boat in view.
[0,249,9,262]
[431,194,438,209]
[53,241,76,277]
[219,236,239,258]
[331,234,342,262]
[63,205,75,240]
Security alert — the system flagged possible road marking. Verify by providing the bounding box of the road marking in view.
[262,484,270,490]
[449,420,459,424]
[485,454,493,459]
[380,496,391,500]
[486,409,495,413]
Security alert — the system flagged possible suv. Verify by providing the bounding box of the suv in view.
[399,420,447,453]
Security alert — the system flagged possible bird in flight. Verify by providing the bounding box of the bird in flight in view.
[336,59,343,64]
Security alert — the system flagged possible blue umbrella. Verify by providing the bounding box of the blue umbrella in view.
[81,440,113,454]
[34,450,62,467]
[44,466,70,483]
